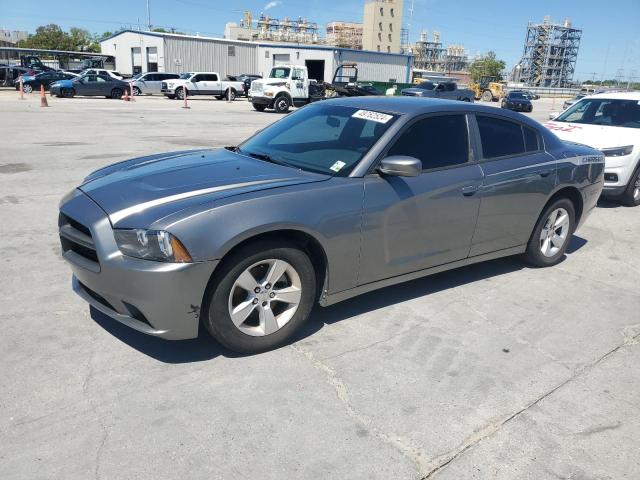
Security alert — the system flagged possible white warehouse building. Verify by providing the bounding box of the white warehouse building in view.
[100,30,413,83]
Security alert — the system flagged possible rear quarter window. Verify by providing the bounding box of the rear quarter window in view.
[477,115,527,159]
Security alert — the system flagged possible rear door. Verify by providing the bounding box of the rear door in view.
[470,114,556,256]
[145,73,161,93]
[206,73,221,95]
[359,113,484,284]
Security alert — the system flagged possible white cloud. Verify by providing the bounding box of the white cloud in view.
[264,1,282,10]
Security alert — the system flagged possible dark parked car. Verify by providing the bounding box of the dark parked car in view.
[511,89,539,100]
[234,73,262,96]
[49,74,131,99]
[59,97,604,353]
[501,91,533,112]
[15,71,78,93]
[402,81,474,102]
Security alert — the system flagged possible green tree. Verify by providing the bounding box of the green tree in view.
[469,51,506,83]
[17,24,101,51]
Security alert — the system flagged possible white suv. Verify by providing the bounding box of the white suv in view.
[546,92,640,206]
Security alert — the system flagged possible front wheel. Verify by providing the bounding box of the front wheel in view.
[620,165,640,206]
[273,95,290,113]
[133,86,141,96]
[523,198,575,267]
[252,103,266,112]
[23,84,33,94]
[481,90,493,102]
[175,87,185,100]
[61,88,74,98]
[203,242,316,354]
[110,88,123,99]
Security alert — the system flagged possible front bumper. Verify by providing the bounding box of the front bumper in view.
[250,95,273,106]
[60,190,217,340]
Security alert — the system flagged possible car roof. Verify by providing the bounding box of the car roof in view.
[585,91,640,101]
[326,96,532,119]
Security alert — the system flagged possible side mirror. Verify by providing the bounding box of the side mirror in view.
[549,112,559,120]
[378,156,422,177]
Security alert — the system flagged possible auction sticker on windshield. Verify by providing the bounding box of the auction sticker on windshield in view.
[352,110,393,124]
[330,161,346,172]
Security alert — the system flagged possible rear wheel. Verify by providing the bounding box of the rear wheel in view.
[524,198,575,267]
[481,90,493,102]
[203,241,316,353]
[620,165,640,207]
[252,103,266,112]
[110,88,123,99]
[225,89,236,101]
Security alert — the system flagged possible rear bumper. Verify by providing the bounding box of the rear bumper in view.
[601,185,626,197]
[60,190,217,340]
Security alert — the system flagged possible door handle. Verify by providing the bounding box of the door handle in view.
[536,169,552,177]
[461,185,479,196]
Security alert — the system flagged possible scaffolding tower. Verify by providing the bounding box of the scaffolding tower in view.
[519,16,582,87]
[255,14,321,44]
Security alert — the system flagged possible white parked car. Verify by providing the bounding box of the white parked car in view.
[127,72,181,95]
[546,92,640,206]
[160,72,244,101]
[80,69,124,80]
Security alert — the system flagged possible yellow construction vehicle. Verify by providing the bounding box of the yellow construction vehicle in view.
[470,75,505,102]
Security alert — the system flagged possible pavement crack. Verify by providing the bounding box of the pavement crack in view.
[420,329,640,479]
[291,343,432,477]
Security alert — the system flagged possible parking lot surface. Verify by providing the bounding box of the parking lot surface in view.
[1,91,639,479]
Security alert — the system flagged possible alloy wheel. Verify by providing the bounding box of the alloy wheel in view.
[228,259,302,336]
[633,175,640,202]
[23,84,33,94]
[539,207,570,257]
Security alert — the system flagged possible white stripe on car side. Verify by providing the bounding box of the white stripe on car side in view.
[485,154,604,177]
[109,179,282,224]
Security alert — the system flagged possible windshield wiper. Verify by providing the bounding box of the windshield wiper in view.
[245,151,297,169]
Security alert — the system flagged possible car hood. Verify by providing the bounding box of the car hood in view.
[544,121,640,149]
[402,88,427,94]
[51,79,73,88]
[79,148,329,228]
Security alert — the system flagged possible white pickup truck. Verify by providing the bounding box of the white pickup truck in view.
[249,65,313,113]
[161,72,245,101]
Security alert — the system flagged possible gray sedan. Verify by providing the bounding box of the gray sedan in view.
[50,74,131,99]
[59,97,604,353]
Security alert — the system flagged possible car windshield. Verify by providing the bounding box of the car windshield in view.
[269,67,291,79]
[417,81,435,90]
[555,98,640,128]
[131,73,143,80]
[238,103,397,176]
[179,72,193,79]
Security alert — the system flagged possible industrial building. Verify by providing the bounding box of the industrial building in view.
[326,22,363,50]
[518,16,582,87]
[411,30,468,73]
[0,29,28,45]
[225,11,322,45]
[362,0,404,53]
[99,30,413,83]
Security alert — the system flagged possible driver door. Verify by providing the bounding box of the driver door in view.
[359,114,484,284]
[290,67,307,102]
[78,75,99,95]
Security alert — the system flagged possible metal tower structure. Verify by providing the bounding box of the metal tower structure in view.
[519,16,582,87]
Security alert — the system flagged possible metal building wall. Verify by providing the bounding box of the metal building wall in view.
[164,37,258,77]
[335,49,412,83]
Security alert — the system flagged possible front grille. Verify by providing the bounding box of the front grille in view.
[161,81,168,91]
[58,213,99,266]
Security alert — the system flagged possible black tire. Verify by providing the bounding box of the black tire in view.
[253,103,266,112]
[620,164,640,207]
[528,105,533,112]
[166,94,176,100]
[203,241,316,354]
[23,83,33,94]
[133,86,141,96]
[215,95,223,100]
[111,88,123,99]
[61,88,74,98]
[523,198,575,267]
[225,89,236,101]
[481,90,493,102]
[273,95,290,113]
[176,87,185,100]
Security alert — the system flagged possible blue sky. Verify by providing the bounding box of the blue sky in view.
[1,0,639,81]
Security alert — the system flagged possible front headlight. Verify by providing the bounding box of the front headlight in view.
[601,145,634,157]
[167,83,174,88]
[114,229,192,263]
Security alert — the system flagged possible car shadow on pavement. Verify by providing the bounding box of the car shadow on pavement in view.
[597,198,625,209]
[90,236,586,362]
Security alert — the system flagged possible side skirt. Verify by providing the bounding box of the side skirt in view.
[319,245,526,307]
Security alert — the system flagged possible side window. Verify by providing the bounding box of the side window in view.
[167,74,180,80]
[477,115,526,159]
[191,74,202,82]
[387,115,469,170]
[446,83,456,91]
[523,126,540,152]
[292,68,304,80]
[206,74,218,81]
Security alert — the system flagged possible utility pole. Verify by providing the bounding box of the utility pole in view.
[147,0,152,30]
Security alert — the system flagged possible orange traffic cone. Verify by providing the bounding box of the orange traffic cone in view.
[122,87,130,102]
[40,84,49,107]
[18,78,25,100]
